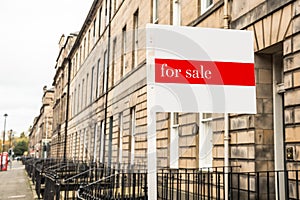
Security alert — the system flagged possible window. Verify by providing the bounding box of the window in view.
[152,0,158,23]
[118,112,123,164]
[83,129,87,161]
[170,112,179,168]
[77,84,80,113]
[96,59,100,98]
[201,0,213,14]
[82,79,85,108]
[112,38,117,87]
[133,10,139,68]
[113,0,116,13]
[70,133,73,159]
[91,66,95,103]
[79,46,82,65]
[78,132,83,159]
[73,89,76,115]
[199,113,213,168]
[99,120,105,163]
[108,116,113,166]
[72,59,75,78]
[172,0,181,25]
[73,132,78,160]
[86,74,89,106]
[93,19,96,38]
[98,7,102,36]
[72,58,75,78]
[79,130,83,159]
[93,123,98,162]
[70,92,73,117]
[83,38,86,59]
[106,0,110,25]
[76,53,79,71]
[130,107,136,165]
[121,26,127,76]
[88,30,91,53]
[103,51,108,93]
[96,122,101,162]
[57,133,61,158]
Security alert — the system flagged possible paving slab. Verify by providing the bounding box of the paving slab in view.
[0,160,36,200]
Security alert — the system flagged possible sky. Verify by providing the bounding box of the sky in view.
[0,0,94,137]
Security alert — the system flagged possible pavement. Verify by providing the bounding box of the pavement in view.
[0,160,38,200]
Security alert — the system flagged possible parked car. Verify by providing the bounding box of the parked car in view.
[14,156,21,161]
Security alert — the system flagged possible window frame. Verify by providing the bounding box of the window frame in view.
[201,0,213,14]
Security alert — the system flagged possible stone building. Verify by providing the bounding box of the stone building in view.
[29,86,54,158]
[47,0,300,198]
[51,34,76,159]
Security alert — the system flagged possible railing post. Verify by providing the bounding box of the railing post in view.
[137,171,140,197]
[217,172,221,200]
[55,177,61,200]
[171,172,174,200]
[267,171,270,200]
[237,173,240,200]
[296,170,299,200]
[177,171,180,200]
[208,170,211,199]
[200,170,203,200]
[165,172,169,199]
[144,172,148,200]
[133,172,136,199]
[230,167,233,200]
[256,172,260,200]
[121,170,125,200]
[187,170,190,200]
[247,172,250,200]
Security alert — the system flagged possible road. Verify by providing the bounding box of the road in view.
[0,160,35,200]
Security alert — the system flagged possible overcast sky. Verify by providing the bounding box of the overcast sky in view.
[0,0,94,136]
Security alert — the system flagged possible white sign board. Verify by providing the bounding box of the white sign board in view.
[146,24,255,200]
[147,24,256,114]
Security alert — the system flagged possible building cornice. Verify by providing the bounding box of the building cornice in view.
[69,0,103,58]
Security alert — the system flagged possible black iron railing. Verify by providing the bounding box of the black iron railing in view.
[43,160,96,200]
[24,159,300,200]
[158,168,300,200]
[158,167,228,200]
[77,168,148,200]
[34,159,61,199]
[229,170,300,200]
[24,157,38,178]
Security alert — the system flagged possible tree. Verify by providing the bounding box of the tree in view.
[13,140,28,156]
[0,140,11,152]
[20,132,26,138]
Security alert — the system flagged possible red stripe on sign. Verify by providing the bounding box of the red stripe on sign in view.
[155,58,255,86]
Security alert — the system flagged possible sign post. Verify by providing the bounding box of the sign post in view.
[146,24,255,199]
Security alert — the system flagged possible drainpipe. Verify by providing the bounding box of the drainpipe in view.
[282,94,288,200]
[224,113,229,199]
[104,0,112,168]
[45,117,48,158]
[223,1,230,200]
[223,0,229,29]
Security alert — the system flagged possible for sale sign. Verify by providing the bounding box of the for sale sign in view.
[147,24,256,114]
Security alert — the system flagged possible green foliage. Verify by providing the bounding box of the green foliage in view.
[20,132,26,138]
[14,140,28,156]
[0,132,29,155]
